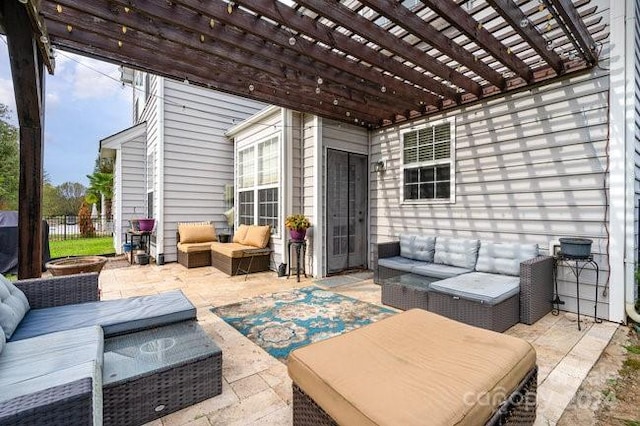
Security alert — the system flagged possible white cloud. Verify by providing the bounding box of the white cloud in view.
[60,52,127,101]
[46,92,60,105]
[0,77,17,123]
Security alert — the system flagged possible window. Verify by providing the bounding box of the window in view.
[237,136,280,232]
[402,120,454,202]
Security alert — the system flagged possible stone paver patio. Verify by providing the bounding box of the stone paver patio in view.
[98,259,619,426]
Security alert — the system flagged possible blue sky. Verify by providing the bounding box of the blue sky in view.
[0,38,131,187]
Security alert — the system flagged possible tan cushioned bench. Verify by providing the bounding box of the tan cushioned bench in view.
[288,309,536,426]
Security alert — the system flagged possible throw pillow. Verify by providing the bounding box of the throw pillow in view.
[244,225,271,248]
[0,274,30,339]
[178,223,216,244]
[233,224,250,244]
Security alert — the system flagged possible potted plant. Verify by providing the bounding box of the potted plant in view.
[285,214,311,241]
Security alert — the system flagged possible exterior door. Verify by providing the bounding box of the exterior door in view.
[326,149,367,274]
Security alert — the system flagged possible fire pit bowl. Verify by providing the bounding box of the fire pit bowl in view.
[46,256,108,276]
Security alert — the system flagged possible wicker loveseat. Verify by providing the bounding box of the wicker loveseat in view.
[210,224,272,276]
[375,235,554,331]
[0,273,222,425]
[176,221,218,268]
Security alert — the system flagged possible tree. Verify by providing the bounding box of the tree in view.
[0,104,19,210]
[57,181,86,215]
[78,201,95,237]
[86,170,113,217]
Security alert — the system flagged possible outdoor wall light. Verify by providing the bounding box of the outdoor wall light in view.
[374,160,386,174]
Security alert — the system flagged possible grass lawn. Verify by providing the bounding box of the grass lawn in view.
[50,237,115,258]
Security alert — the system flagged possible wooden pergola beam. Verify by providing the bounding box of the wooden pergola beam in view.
[47,24,384,125]
[42,4,398,121]
[358,0,506,89]
[19,0,55,74]
[46,0,410,116]
[419,0,533,82]
[172,0,438,110]
[2,0,45,278]
[485,0,564,74]
[547,0,599,65]
[295,0,482,98]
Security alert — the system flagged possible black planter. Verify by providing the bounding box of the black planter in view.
[559,238,592,259]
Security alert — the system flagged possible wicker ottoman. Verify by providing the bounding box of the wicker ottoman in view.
[288,309,536,426]
[427,272,521,332]
[102,321,222,426]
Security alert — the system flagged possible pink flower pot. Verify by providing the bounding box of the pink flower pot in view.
[289,229,306,241]
[138,218,155,232]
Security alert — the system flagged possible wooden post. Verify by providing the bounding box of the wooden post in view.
[3,1,46,278]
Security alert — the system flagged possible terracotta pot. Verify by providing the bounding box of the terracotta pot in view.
[289,229,307,241]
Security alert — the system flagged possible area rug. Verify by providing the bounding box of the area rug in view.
[211,286,395,361]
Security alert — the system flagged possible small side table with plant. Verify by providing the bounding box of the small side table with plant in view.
[285,214,311,281]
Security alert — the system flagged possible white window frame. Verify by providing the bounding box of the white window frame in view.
[400,117,456,205]
[237,135,281,235]
[146,151,155,217]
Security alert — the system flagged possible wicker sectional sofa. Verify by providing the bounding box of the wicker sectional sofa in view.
[0,273,222,425]
[375,235,554,331]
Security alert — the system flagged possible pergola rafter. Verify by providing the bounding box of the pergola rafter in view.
[31,0,605,127]
[41,1,400,122]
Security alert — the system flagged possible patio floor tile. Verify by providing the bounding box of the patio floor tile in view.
[96,261,618,426]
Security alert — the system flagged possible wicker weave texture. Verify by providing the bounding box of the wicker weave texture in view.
[374,242,401,284]
[0,378,94,426]
[381,281,429,311]
[211,250,270,276]
[15,273,100,309]
[292,367,537,426]
[428,291,520,332]
[519,256,554,325]
[177,249,212,269]
[103,353,222,426]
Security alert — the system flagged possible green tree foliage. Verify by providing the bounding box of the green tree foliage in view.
[86,165,113,217]
[42,181,87,216]
[0,104,19,210]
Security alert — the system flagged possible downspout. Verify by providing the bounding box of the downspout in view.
[157,77,165,260]
[624,0,640,323]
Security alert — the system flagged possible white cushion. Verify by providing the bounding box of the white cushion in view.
[0,274,30,339]
[475,242,539,276]
[434,238,480,269]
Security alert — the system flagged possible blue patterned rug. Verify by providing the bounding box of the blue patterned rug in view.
[211,286,395,361]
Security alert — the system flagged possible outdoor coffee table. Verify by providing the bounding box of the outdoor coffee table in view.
[381,273,439,311]
[102,321,222,426]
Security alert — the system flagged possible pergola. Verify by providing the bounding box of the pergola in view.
[2,0,606,277]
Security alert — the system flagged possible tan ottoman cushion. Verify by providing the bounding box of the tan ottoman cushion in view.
[288,309,536,426]
[177,242,214,253]
[210,242,256,258]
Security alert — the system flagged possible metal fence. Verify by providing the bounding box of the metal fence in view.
[45,215,114,241]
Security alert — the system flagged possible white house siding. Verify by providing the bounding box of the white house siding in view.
[371,67,612,319]
[162,80,265,262]
[291,112,303,215]
[302,114,316,223]
[101,125,147,255]
[634,0,640,305]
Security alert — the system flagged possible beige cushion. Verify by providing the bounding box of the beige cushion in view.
[233,224,250,244]
[288,309,536,426]
[178,223,216,244]
[177,242,214,253]
[243,225,271,248]
[211,242,257,258]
